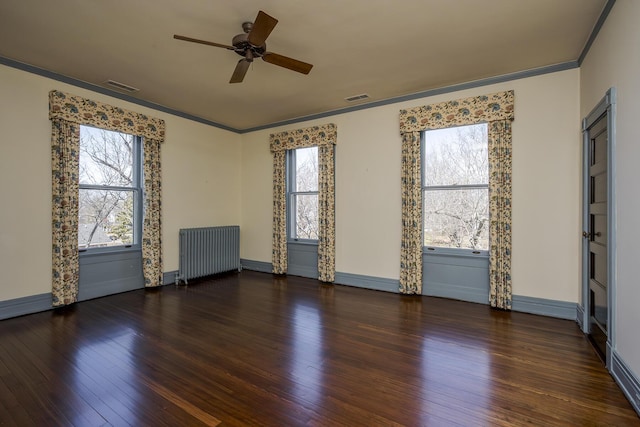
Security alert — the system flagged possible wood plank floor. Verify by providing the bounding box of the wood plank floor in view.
[0,271,638,426]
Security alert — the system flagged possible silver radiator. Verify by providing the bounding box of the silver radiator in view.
[177,226,241,284]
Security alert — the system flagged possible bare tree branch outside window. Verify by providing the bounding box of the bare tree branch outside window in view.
[423,124,489,250]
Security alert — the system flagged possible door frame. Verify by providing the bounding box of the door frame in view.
[581,87,616,367]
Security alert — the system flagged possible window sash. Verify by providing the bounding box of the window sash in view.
[289,192,319,241]
[422,187,489,252]
[420,123,489,187]
[292,147,318,192]
[79,126,135,187]
[78,189,137,250]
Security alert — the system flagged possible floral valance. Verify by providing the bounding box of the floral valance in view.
[270,123,337,152]
[49,90,165,141]
[399,90,514,133]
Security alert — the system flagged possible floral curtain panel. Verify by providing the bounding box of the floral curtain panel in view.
[50,119,81,306]
[398,91,514,308]
[400,131,422,294]
[271,151,287,275]
[49,91,166,306]
[142,138,164,288]
[317,144,336,282]
[488,120,513,309]
[269,123,337,282]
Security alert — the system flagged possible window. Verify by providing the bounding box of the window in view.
[78,125,142,250]
[422,123,489,251]
[287,146,319,241]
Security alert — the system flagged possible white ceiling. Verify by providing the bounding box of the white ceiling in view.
[0,0,607,132]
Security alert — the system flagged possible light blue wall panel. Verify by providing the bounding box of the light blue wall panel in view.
[422,252,489,304]
[287,242,318,279]
[78,250,144,301]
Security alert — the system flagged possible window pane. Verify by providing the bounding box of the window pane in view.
[423,188,489,250]
[424,123,488,186]
[79,189,134,249]
[293,194,318,240]
[79,125,134,187]
[295,147,318,192]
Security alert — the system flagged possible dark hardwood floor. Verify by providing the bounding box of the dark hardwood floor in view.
[0,271,638,426]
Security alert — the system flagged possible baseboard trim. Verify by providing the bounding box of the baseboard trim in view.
[611,350,640,416]
[0,273,177,321]
[334,272,399,293]
[576,304,586,331]
[0,293,52,320]
[511,295,576,320]
[240,259,273,274]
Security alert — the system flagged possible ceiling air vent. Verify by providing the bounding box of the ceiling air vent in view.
[104,80,140,93]
[344,93,370,102]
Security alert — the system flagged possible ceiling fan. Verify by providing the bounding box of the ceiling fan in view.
[174,10,313,83]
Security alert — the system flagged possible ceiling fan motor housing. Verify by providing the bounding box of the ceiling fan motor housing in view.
[232,32,266,59]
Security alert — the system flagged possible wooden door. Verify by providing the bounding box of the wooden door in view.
[585,113,608,361]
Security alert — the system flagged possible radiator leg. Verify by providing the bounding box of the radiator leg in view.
[174,272,188,286]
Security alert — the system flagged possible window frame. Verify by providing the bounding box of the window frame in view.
[78,125,143,255]
[286,147,319,244]
[421,124,490,256]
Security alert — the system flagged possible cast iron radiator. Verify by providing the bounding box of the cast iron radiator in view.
[177,226,241,284]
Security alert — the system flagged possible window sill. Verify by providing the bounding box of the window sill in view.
[287,240,319,246]
[423,247,489,258]
[79,245,141,257]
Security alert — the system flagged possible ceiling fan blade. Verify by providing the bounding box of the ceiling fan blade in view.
[173,34,235,50]
[230,59,251,83]
[247,11,278,46]
[262,52,313,75]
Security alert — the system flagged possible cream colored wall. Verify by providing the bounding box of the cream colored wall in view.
[580,0,640,379]
[161,117,241,271]
[0,64,241,302]
[241,68,581,302]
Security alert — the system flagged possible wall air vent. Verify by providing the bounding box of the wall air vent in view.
[344,93,370,102]
[104,80,140,93]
